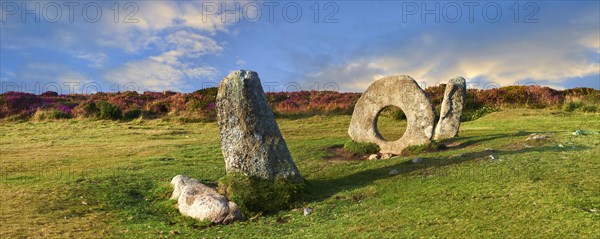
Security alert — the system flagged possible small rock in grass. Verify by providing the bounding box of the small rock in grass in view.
[452,154,463,158]
[484,148,494,152]
[526,134,549,141]
[368,154,380,160]
[558,144,564,148]
[380,153,394,159]
[303,207,313,216]
[573,130,599,136]
[412,158,423,163]
[389,169,400,176]
[489,155,498,160]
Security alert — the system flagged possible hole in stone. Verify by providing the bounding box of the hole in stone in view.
[375,105,407,141]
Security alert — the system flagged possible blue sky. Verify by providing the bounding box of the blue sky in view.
[1,1,599,94]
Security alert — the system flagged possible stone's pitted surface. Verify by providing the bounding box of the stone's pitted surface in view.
[171,175,199,200]
[348,75,436,154]
[170,175,241,224]
[217,70,303,183]
[434,77,466,140]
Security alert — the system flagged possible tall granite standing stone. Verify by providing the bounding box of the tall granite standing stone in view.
[433,77,466,140]
[348,75,436,154]
[216,70,303,183]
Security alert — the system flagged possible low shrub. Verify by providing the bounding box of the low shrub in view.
[73,101,99,118]
[123,109,142,121]
[140,110,159,119]
[218,173,306,217]
[562,102,583,112]
[582,105,598,113]
[32,109,71,121]
[462,106,497,121]
[97,101,122,120]
[40,91,59,97]
[343,140,380,155]
[563,102,599,113]
[150,101,170,115]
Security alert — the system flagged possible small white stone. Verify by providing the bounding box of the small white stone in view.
[412,158,423,163]
[368,154,380,160]
[303,207,313,216]
[389,169,400,176]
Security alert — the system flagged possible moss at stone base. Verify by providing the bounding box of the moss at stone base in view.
[401,141,447,156]
[217,173,306,217]
[343,140,380,155]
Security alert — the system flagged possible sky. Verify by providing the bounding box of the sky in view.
[1,0,599,94]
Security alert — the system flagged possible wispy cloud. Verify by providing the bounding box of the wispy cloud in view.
[297,11,600,92]
[103,29,225,91]
[104,57,218,92]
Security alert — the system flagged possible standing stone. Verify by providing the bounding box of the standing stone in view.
[217,70,303,183]
[348,75,436,154]
[433,77,466,140]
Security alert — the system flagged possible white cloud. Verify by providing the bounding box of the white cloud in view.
[164,30,224,57]
[236,56,247,67]
[104,28,225,92]
[75,52,107,68]
[97,2,235,92]
[104,57,218,92]
[105,59,184,91]
[312,26,600,92]
[96,1,234,53]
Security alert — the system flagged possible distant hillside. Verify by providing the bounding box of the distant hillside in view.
[0,86,598,122]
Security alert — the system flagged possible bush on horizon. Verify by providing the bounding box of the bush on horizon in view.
[0,86,598,121]
[32,109,71,121]
[97,101,122,120]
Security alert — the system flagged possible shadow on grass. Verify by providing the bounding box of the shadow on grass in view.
[307,138,587,203]
[440,131,532,150]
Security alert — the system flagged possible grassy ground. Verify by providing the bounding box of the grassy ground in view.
[1,109,599,238]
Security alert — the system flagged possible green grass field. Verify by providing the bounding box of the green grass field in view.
[1,109,599,238]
